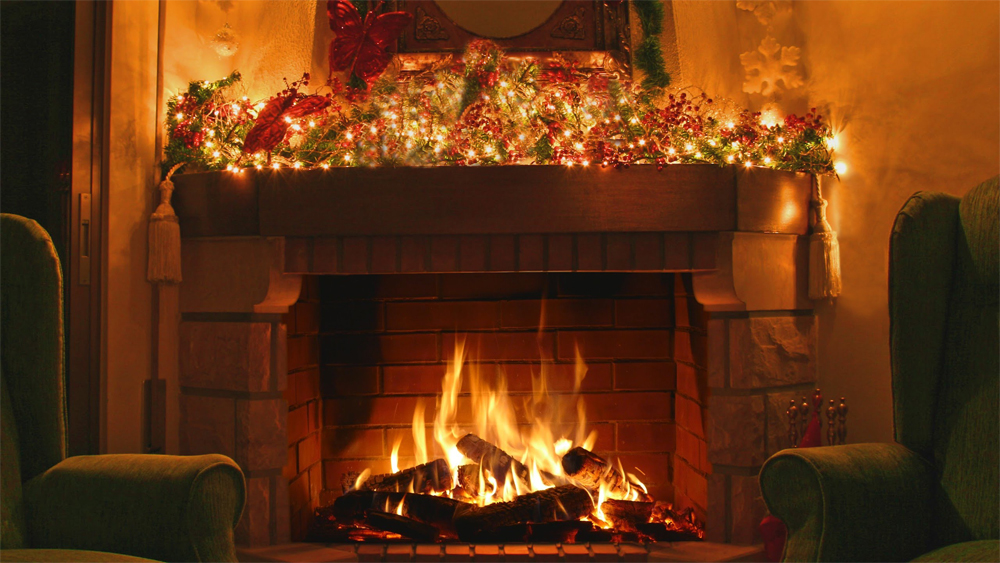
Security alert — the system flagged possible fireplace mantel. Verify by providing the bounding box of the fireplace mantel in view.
[173,164,814,314]
[172,165,813,238]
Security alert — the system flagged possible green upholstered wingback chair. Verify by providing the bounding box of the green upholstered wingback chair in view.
[759,178,1000,562]
[0,214,246,562]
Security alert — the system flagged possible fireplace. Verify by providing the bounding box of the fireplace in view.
[174,165,819,554]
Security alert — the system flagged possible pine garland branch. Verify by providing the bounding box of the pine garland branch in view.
[632,0,671,90]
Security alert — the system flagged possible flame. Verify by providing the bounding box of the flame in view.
[390,436,402,474]
[353,468,371,491]
[412,400,428,466]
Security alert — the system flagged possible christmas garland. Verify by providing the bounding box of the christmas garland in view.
[164,41,836,175]
[633,0,671,89]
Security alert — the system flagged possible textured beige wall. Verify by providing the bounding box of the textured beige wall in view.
[105,0,159,453]
[672,0,1000,443]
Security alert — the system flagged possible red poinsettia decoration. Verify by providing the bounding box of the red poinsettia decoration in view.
[328,0,412,86]
[243,92,331,155]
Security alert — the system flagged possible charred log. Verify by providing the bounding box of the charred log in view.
[456,434,530,484]
[364,511,440,542]
[637,522,702,542]
[453,485,593,541]
[332,490,464,537]
[344,459,452,494]
[601,499,654,532]
[561,447,652,501]
[456,464,481,493]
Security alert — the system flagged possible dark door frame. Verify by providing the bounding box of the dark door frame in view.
[67,0,111,455]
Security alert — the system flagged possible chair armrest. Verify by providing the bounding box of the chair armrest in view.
[23,454,245,563]
[759,443,935,562]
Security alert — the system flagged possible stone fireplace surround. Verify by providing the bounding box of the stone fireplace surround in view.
[173,165,819,549]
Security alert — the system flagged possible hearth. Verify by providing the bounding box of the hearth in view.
[174,165,819,549]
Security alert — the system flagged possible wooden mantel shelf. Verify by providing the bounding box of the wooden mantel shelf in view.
[172,164,813,238]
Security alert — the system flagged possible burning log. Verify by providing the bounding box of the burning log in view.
[637,522,702,542]
[344,459,453,494]
[601,499,654,532]
[453,485,593,541]
[561,447,652,501]
[364,511,440,542]
[332,490,465,537]
[456,433,530,484]
[456,464,481,492]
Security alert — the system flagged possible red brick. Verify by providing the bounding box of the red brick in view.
[518,235,544,271]
[321,333,438,364]
[674,329,694,364]
[430,236,459,272]
[324,396,471,426]
[371,236,398,273]
[664,233,692,270]
[312,238,339,273]
[489,236,516,271]
[386,301,499,330]
[288,404,309,444]
[501,299,614,329]
[673,457,707,511]
[439,273,547,299]
[459,236,488,272]
[576,234,603,271]
[308,463,323,508]
[675,394,705,437]
[676,363,705,401]
[616,453,673,503]
[322,427,384,458]
[297,432,321,470]
[614,362,677,390]
[548,235,573,271]
[293,301,320,334]
[544,421,615,452]
[558,330,671,360]
[443,332,554,361]
[675,426,708,472]
[284,446,298,479]
[383,364,445,394]
[606,234,632,270]
[633,233,664,270]
[400,237,429,272]
[287,335,319,371]
[583,391,673,422]
[320,365,379,396]
[386,426,435,458]
[294,368,321,405]
[615,299,674,328]
[308,401,321,434]
[289,473,310,520]
[341,237,369,273]
[617,422,676,452]
[285,237,311,273]
[319,301,383,331]
[497,362,613,393]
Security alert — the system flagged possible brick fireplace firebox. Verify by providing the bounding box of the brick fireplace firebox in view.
[174,165,819,547]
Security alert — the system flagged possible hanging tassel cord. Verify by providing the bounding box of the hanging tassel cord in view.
[808,177,843,300]
[147,162,186,284]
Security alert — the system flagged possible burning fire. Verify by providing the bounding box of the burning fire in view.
[330,317,705,543]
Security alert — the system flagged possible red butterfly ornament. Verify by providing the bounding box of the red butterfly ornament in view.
[328,0,412,86]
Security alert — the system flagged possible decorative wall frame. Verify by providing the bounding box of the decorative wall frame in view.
[387,0,632,77]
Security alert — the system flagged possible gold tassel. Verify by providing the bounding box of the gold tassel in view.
[147,163,184,284]
[808,177,842,300]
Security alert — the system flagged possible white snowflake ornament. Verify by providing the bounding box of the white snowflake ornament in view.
[736,1,778,25]
[740,35,804,97]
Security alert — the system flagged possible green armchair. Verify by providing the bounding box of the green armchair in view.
[759,178,999,562]
[0,214,246,562]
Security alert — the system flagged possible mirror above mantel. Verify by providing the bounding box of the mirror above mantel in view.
[391,0,632,77]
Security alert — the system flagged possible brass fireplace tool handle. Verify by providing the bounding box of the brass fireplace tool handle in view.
[788,389,848,447]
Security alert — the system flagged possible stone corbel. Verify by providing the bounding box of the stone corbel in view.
[691,232,811,312]
[180,237,302,314]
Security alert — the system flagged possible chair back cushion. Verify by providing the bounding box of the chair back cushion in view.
[931,177,999,545]
[889,178,999,547]
[1,375,26,549]
[0,214,67,482]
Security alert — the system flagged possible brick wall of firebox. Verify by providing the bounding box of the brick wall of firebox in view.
[283,273,710,541]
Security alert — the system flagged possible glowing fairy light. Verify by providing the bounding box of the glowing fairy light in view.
[293,162,302,169]
[344,154,352,161]
[777,136,785,144]
[727,155,735,163]
[638,139,646,146]
[309,121,316,128]
[744,161,753,168]
[345,132,353,140]
[574,142,584,151]
[709,140,717,147]
[684,143,693,152]
[175,113,183,120]
[212,151,220,158]
[321,163,330,169]
[826,135,840,150]
[370,126,377,134]
[834,161,848,174]
[291,124,301,131]
[255,164,263,170]
[764,156,772,164]
[563,130,572,137]
[205,141,214,148]
[271,163,280,169]
[283,116,292,123]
